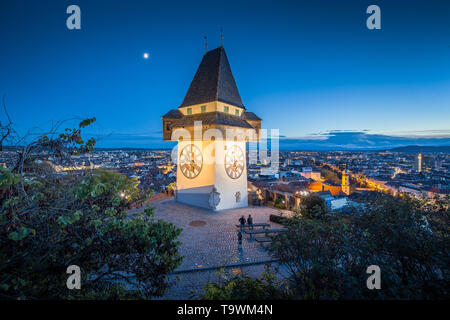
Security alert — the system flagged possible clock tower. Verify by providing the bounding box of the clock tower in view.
[162,46,262,211]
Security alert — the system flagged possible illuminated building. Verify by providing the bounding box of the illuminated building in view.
[162,46,262,210]
[417,153,422,173]
[342,169,350,195]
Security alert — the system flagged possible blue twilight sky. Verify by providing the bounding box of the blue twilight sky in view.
[0,0,449,149]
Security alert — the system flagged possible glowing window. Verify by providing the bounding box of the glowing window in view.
[187,108,192,115]
[235,109,239,116]
[201,105,206,113]
[224,106,229,113]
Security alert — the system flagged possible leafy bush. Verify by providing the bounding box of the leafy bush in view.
[203,196,449,300]
[269,197,449,299]
[273,198,285,209]
[201,268,282,300]
[298,193,328,219]
[0,119,182,299]
[269,214,289,225]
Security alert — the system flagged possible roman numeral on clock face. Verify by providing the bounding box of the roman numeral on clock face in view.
[179,144,203,179]
[224,145,244,179]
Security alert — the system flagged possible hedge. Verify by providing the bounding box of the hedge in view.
[269,214,289,225]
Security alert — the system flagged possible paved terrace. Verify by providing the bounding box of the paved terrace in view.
[131,198,291,299]
[149,198,288,271]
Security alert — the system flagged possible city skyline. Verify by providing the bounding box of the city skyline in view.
[1,0,448,305]
[1,0,449,149]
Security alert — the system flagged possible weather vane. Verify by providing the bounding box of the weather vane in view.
[204,35,207,54]
[220,28,223,47]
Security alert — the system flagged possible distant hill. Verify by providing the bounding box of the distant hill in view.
[387,145,450,153]
[94,147,172,151]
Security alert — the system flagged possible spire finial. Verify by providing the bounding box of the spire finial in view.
[220,28,223,47]
[204,35,207,54]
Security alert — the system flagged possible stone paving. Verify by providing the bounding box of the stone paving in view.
[135,198,291,299]
[150,198,289,271]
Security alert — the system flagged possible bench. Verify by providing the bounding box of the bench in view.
[235,223,270,230]
[244,228,286,239]
[254,237,272,243]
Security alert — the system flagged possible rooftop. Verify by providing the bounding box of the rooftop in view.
[179,47,245,109]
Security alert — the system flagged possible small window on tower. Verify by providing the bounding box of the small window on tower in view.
[201,105,206,113]
[235,109,239,116]
[187,108,192,115]
[224,106,229,113]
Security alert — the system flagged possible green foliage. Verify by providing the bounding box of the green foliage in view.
[0,167,20,189]
[39,118,97,154]
[0,167,182,299]
[271,216,355,299]
[145,189,155,200]
[0,120,182,299]
[8,226,36,241]
[319,168,340,185]
[167,182,176,191]
[204,195,449,300]
[270,196,449,299]
[298,193,328,219]
[269,214,289,225]
[274,198,285,209]
[75,169,140,205]
[201,267,281,300]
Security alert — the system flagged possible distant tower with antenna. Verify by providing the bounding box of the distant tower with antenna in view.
[417,153,422,173]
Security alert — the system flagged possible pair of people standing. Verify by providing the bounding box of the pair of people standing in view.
[239,214,253,229]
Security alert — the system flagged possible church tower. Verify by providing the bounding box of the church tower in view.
[342,169,350,195]
[162,47,262,211]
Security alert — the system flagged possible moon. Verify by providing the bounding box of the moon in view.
[143,52,149,59]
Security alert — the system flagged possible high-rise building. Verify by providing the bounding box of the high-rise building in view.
[434,158,441,170]
[162,47,262,211]
[417,153,422,173]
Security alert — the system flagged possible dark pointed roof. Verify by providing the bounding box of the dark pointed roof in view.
[162,109,183,118]
[179,47,244,109]
[169,112,253,129]
[242,112,261,121]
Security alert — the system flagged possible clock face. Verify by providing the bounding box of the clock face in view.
[179,144,203,179]
[224,145,245,179]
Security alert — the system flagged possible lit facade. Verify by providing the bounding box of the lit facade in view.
[162,47,262,211]
[342,169,350,195]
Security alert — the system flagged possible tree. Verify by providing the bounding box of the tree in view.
[207,195,449,300]
[270,196,449,299]
[319,167,340,185]
[270,216,356,299]
[0,118,182,299]
[0,95,18,151]
[274,198,285,209]
[297,193,328,219]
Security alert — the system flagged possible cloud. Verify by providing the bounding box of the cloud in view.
[278,130,450,150]
[89,130,450,150]
[90,132,174,149]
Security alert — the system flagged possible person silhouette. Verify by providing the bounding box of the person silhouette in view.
[238,216,246,231]
[247,214,253,230]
